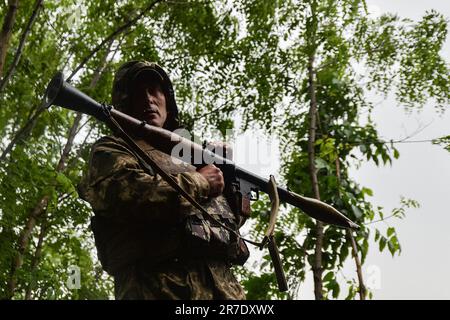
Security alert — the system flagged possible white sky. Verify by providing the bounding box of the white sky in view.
[344,0,450,300]
[312,0,449,300]
[235,0,450,299]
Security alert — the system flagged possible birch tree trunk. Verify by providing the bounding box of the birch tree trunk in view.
[307,52,324,300]
[0,0,20,78]
[0,0,44,93]
[0,0,162,162]
[6,41,113,299]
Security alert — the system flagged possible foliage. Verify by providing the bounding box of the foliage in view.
[0,0,447,299]
[432,135,450,152]
[227,0,448,300]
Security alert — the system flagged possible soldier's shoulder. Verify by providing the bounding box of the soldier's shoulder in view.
[93,135,126,146]
[91,135,130,153]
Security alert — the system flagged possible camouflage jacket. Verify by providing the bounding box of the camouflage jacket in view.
[79,135,249,276]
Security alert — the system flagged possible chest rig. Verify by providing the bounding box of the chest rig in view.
[134,139,249,265]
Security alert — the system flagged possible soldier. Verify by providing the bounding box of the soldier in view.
[79,60,249,300]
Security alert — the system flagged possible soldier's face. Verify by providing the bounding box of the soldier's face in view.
[130,74,167,128]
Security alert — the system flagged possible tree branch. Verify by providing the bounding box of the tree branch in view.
[192,93,240,121]
[25,216,48,300]
[0,1,159,162]
[346,229,366,299]
[306,24,324,299]
[335,151,366,300]
[0,0,44,94]
[0,0,20,78]
[364,213,398,225]
[6,39,113,298]
[67,0,164,81]
[6,195,50,299]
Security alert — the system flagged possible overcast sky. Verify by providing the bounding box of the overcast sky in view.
[312,0,450,300]
[345,0,450,300]
[235,0,450,299]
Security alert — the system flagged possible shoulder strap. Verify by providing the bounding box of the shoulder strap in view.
[102,106,260,247]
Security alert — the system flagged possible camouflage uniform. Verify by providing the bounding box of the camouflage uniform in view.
[80,134,248,300]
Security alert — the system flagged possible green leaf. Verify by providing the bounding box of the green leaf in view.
[387,227,395,238]
[362,187,373,197]
[315,157,329,170]
[359,145,367,153]
[393,148,400,159]
[56,172,76,194]
[323,271,334,282]
[379,237,387,252]
[331,281,340,299]
[375,229,381,241]
[388,240,396,256]
[1,0,441,301]
[351,205,363,218]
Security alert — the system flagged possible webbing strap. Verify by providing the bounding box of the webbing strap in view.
[102,105,260,247]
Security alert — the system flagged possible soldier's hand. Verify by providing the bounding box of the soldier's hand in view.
[206,141,233,160]
[197,164,224,197]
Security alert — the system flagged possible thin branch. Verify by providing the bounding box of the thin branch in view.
[316,130,442,146]
[25,216,48,300]
[67,0,164,81]
[364,213,399,225]
[192,94,240,121]
[6,195,50,299]
[306,26,324,299]
[0,0,44,94]
[0,100,46,162]
[75,126,95,159]
[386,139,436,144]
[315,41,387,72]
[41,7,71,53]
[334,149,366,300]
[163,50,239,65]
[165,0,213,5]
[57,191,76,204]
[346,229,366,300]
[74,116,91,136]
[0,0,20,78]
[0,1,158,162]
[6,35,115,298]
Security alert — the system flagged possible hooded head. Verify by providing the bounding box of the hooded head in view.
[112,60,180,131]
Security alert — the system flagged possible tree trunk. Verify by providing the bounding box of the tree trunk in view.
[0,102,43,162]
[25,217,48,300]
[6,195,50,298]
[0,0,20,78]
[6,109,84,299]
[307,53,324,300]
[335,157,366,300]
[67,0,163,80]
[6,39,115,299]
[347,229,366,300]
[0,0,44,93]
[0,0,161,163]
